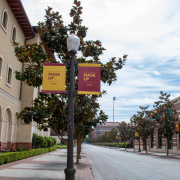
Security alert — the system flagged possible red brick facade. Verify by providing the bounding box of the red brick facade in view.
[91,122,119,138]
[134,97,180,154]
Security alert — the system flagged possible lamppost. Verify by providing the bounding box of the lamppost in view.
[118,132,119,149]
[64,34,80,180]
[113,97,116,128]
[139,135,141,152]
[101,123,103,146]
[97,123,99,137]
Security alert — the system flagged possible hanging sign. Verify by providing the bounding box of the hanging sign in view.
[42,63,66,94]
[135,132,139,137]
[175,123,180,131]
[116,136,121,139]
[78,64,101,95]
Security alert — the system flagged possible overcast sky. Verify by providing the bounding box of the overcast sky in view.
[22,0,180,123]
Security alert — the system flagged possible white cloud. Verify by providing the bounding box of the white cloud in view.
[153,71,161,75]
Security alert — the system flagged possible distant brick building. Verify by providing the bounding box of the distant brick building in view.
[91,122,119,138]
[135,96,180,154]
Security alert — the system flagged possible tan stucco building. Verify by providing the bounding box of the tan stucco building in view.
[0,0,52,149]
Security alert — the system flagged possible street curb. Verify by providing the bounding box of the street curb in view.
[82,145,94,180]
[125,149,180,160]
[97,146,180,160]
[85,151,94,180]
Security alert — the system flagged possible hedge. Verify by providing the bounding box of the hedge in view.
[93,142,130,148]
[55,143,76,149]
[0,146,57,165]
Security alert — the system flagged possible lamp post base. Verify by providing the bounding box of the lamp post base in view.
[64,168,76,180]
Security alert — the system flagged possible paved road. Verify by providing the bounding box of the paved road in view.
[84,144,180,180]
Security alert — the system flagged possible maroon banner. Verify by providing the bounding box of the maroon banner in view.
[78,64,101,95]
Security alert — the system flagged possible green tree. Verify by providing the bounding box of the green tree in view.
[108,128,117,147]
[102,132,108,143]
[14,0,127,162]
[131,106,155,153]
[118,121,133,150]
[151,91,178,155]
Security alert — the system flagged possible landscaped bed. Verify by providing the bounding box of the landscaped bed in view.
[0,146,57,165]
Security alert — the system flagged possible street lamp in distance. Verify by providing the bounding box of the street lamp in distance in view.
[64,34,80,180]
[113,97,116,128]
[118,132,120,149]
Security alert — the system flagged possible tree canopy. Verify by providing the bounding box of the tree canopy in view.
[14,0,127,147]
[151,91,178,155]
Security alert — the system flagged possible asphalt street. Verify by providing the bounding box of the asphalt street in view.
[84,144,180,180]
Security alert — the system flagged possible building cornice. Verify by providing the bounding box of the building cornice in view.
[6,0,35,37]
[0,87,21,107]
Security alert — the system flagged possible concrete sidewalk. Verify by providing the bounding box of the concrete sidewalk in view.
[0,147,93,180]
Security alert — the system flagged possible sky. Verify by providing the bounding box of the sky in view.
[21,0,180,123]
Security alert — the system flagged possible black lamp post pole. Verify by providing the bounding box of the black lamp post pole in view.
[64,50,76,180]
[139,135,141,152]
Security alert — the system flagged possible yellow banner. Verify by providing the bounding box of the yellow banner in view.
[42,63,66,93]
[135,132,139,137]
[116,136,121,139]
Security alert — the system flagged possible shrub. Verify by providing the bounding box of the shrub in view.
[32,133,57,149]
[0,146,57,165]
[49,137,57,145]
[93,142,130,148]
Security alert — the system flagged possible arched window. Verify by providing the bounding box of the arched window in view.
[3,107,12,142]
[6,65,13,87]
[13,113,18,142]
[11,26,16,42]
[1,9,8,32]
[0,55,3,79]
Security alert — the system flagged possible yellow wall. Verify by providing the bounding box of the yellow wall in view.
[0,0,50,147]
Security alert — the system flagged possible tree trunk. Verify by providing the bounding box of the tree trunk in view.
[79,138,81,152]
[57,133,68,147]
[167,137,168,156]
[76,136,79,164]
[125,142,126,150]
[79,138,81,159]
[146,138,147,153]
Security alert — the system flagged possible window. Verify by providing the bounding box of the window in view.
[150,133,154,148]
[168,136,173,149]
[37,86,40,97]
[7,65,12,86]
[0,55,3,79]
[158,132,162,149]
[11,26,16,42]
[1,9,8,32]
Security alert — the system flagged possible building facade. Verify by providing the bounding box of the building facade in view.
[0,0,51,150]
[134,97,180,154]
[91,122,119,139]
